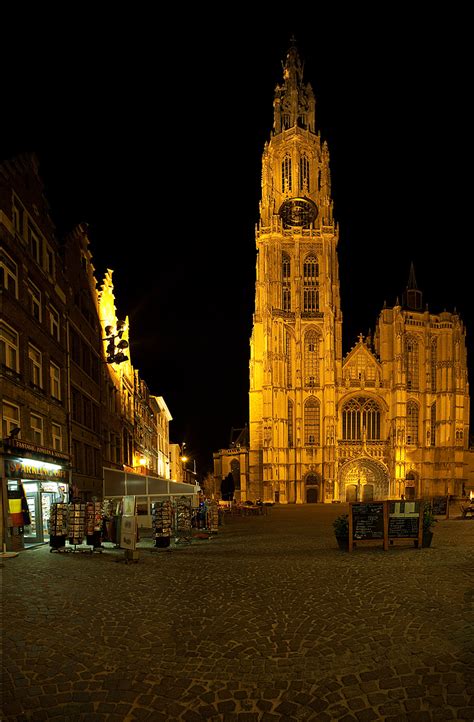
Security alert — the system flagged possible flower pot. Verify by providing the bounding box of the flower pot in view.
[422,530,433,548]
[336,536,349,550]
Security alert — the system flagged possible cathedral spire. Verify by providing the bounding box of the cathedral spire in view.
[403,261,423,311]
[273,38,316,135]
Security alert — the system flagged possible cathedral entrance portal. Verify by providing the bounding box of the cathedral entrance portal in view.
[339,458,389,502]
[305,473,321,504]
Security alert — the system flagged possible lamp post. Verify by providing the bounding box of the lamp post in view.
[104,321,129,364]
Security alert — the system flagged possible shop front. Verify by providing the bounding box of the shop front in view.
[2,438,70,550]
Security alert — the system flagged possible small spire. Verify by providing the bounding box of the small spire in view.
[403,262,423,311]
[407,261,418,290]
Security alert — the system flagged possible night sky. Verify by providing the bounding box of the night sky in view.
[2,14,472,474]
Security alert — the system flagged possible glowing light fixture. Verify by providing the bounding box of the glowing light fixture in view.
[19,458,62,470]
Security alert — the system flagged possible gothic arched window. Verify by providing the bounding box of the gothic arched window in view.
[342,397,381,441]
[431,338,437,392]
[430,402,436,446]
[285,330,292,387]
[405,335,419,390]
[282,155,292,192]
[303,254,319,312]
[304,330,320,387]
[406,400,419,445]
[288,399,294,447]
[230,459,241,490]
[299,155,310,193]
[282,253,291,311]
[304,397,320,445]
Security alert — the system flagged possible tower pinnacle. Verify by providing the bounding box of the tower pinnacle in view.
[273,39,316,135]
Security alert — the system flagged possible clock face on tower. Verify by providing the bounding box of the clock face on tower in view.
[279,197,318,228]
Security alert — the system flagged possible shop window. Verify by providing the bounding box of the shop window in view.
[1,321,19,372]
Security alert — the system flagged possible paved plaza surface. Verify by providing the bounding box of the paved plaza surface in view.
[2,504,474,721]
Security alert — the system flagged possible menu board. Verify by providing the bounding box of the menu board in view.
[351,502,385,540]
[431,496,448,516]
[388,501,420,539]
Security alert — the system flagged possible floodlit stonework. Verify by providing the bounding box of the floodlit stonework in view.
[248,42,470,504]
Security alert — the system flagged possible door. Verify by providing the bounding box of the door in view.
[362,484,374,501]
[306,487,318,503]
[24,492,42,544]
[346,484,358,502]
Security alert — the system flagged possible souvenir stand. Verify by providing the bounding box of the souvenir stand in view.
[152,499,172,548]
[207,500,219,535]
[101,498,121,545]
[175,496,192,544]
[49,502,68,552]
[67,501,87,551]
[85,501,104,551]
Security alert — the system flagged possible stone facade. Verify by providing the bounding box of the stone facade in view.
[248,43,470,504]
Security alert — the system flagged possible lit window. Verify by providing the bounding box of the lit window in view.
[30,413,43,445]
[52,422,62,451]
[431,338,437,392]
[49,306,60,341]
[28,280,42,322]
[303,254,319,312]
[281,155,292,192]
[304,330,320,386]
[406,401,419,445]
[430,403,436,446]
[2,400,20,437]
[304,398,320,445]
[405,335,419,390]
[342,397,381,440]
[28,344,42,387]
[282,253,291,311]
[50,362,61,399]
[288,399,294,447]
[0,321,19,372]
[299,155,310,193]
[0,248,18,297]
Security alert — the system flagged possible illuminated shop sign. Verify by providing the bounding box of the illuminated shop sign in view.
[5,459,69,481]
[3,437,70,462]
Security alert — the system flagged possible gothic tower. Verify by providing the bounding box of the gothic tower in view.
[247,41,470,504]
[249,40,342,503]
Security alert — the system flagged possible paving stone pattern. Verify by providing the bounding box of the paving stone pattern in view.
[2,504,474,721]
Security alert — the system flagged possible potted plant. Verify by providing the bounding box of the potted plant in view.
[422,502,437,547]
[333,513,349,550]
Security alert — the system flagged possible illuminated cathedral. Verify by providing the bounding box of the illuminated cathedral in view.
[246,41,470,503]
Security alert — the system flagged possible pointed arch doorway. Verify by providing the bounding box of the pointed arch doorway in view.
[305,472,320,503]
[339,458,389,502]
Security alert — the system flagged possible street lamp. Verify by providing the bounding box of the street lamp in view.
[104,321,129,364]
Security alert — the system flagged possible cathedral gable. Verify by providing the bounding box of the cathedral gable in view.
[342,341,381,388]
